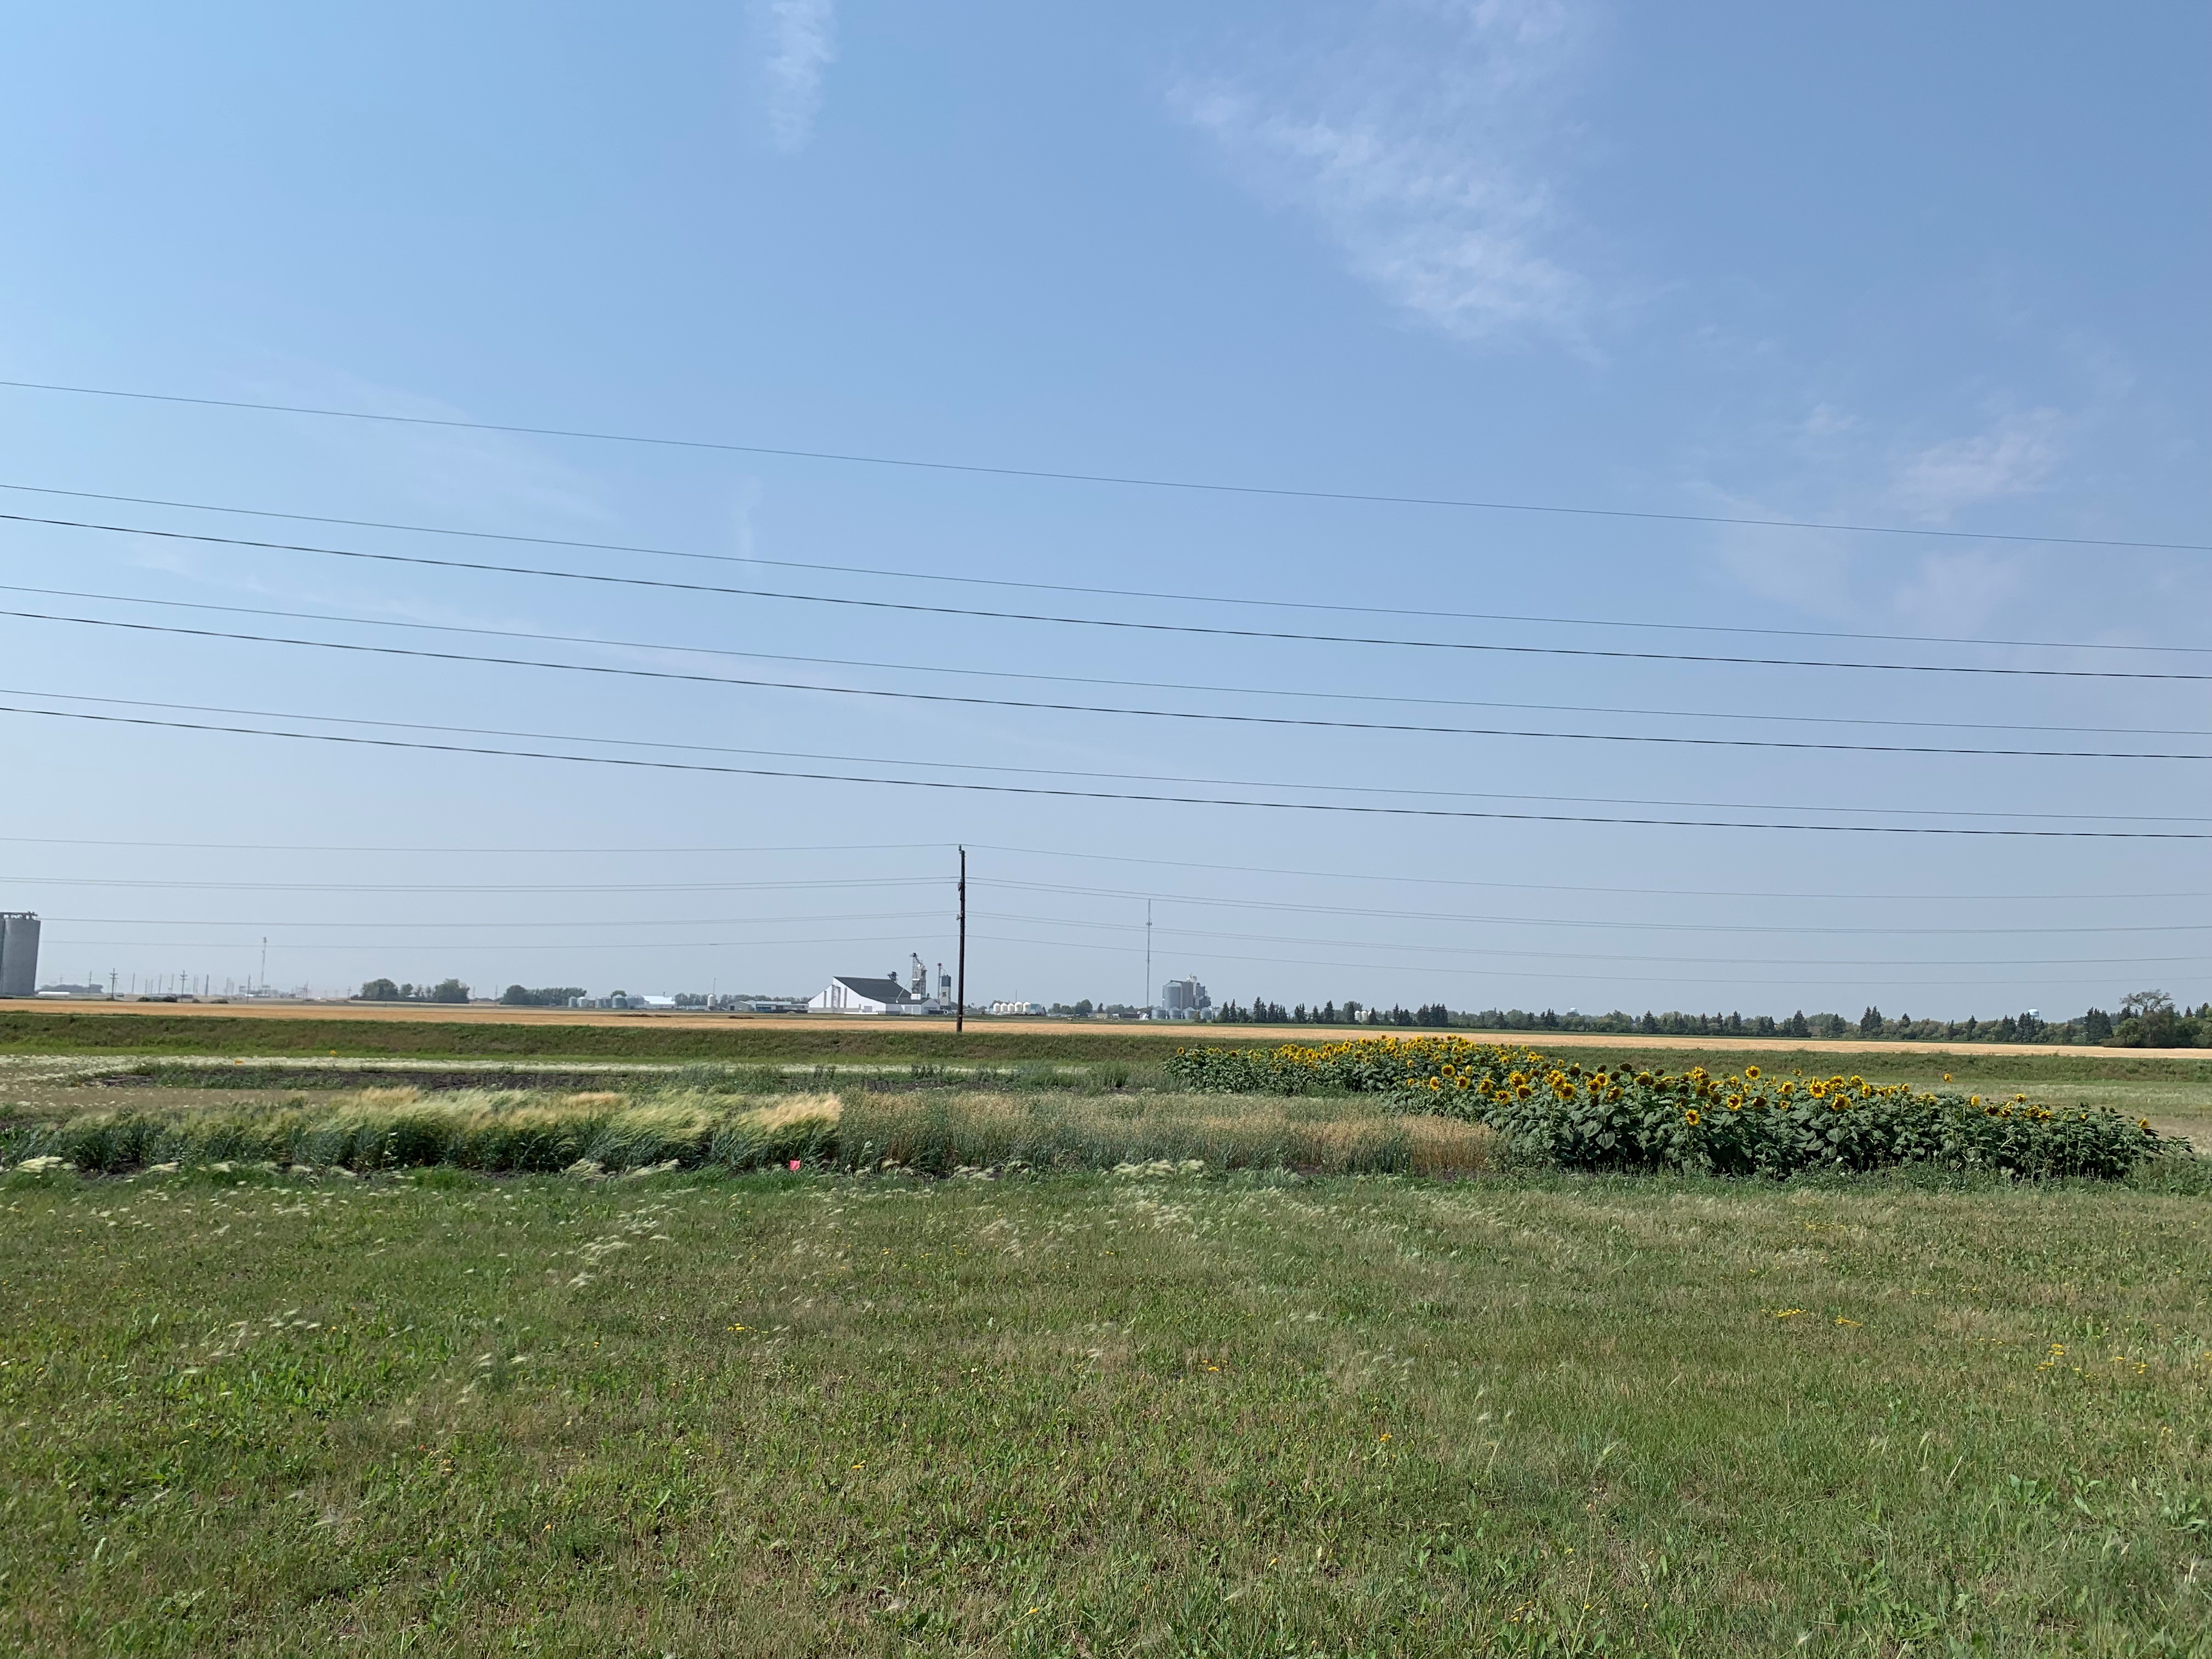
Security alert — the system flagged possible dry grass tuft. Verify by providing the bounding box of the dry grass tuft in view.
[842,1092,1496,1175]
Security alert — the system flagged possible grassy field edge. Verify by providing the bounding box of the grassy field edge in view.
[8,1009,2211,1082]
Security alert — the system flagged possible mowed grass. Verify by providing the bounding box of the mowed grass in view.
[2,1165,2207,1655]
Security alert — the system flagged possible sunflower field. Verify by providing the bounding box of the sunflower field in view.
[1163,1036,2168,1178]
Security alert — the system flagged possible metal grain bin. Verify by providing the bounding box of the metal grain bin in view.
[0,913,40,997]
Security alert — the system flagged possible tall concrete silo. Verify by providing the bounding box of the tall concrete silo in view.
[0,913,40,997]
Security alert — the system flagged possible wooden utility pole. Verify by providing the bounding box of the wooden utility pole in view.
[955,846,967,1034]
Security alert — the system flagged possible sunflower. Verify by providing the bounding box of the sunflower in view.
[1684,1108,1701,1126]
[1743,1065,1760,1080]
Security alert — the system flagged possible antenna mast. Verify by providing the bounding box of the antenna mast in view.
[1145,899,1153,1019]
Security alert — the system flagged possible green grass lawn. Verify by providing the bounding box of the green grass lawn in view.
[3,1163,2206,1656]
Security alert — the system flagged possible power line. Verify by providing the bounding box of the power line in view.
[968,844,2210,905]
[3,826,2198,903]
[48,910,948,930]
[42,907,2200,968]
[45,930,940,955]
[974,882,2211,935]
[0,834,943,857]
[2,698,2205,838]
[18,580,2205,741]
[969,911,2202,968]
[41,926,2145,990]
[962,933,2156,993]
[11,685,2194,822]
[43,900,2193,969]
[3,376,2204,553]
[49,902,2198,943]
[9,609,2208,760]
[10,510,2209,682]
[3,477,2203,656]
[20,877,941,895]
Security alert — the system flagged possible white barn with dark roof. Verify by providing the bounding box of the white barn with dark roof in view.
[809,974,923,1014]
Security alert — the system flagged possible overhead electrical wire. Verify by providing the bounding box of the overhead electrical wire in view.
[48,930,936,955]
[47,910,947,930]
[2,830,2199,904]
[968,844,2211,904]
[2,477,2202,656]
[16,854,2203,930]
[960,933,2155,992]
[10,685,2195,823]
[970,883,2212,935]
[46,926,2131,990]
[49,898,2199,964]
[8,609,2208,760]
[44,902,2206,940]
[8,510,2209,681]
[2,698,2205,838]
[43,906,2199,968]
[20,877,940,895]
[965,910,2202,968]
[14,581,2204,741]
[4,376,2205,553]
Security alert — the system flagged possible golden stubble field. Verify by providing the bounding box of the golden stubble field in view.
[0,996,2120,1057]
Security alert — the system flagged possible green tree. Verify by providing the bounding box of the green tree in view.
[2113,990,2199,1048]
[358,978,399,1001]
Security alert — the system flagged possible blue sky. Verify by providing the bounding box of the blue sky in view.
[1,0,2205,1014]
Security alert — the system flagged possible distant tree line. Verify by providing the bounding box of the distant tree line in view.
[357,978,470,1004]
[499,985,585,1007]
[1197,989,2210,1048]
[1212,1000,1453,1028]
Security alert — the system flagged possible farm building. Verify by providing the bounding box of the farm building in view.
[809,974,940,1015]
[810,955,948,1015]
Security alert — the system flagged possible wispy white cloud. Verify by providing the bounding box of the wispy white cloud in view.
[1886,408,2063,521]
[759,0,837,155]
[1697,403,2070,625]
[242,366,611,528]
[1175,0,1598,348]
[1884,548,2028,632]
